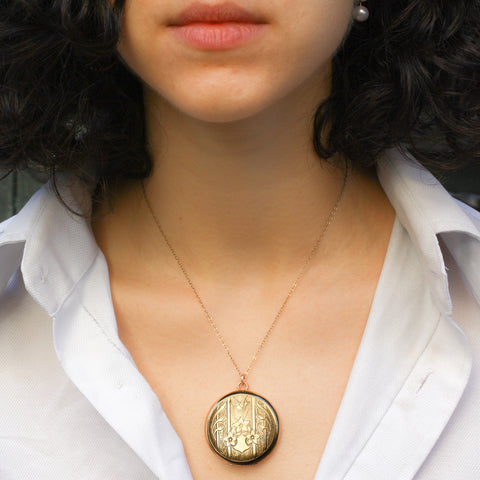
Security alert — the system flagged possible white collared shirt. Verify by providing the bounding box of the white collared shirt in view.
[0,150,479,479]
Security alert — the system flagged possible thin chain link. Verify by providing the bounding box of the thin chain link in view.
[141,171,348,386]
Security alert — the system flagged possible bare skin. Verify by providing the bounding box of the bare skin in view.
[93,147,394,480]
[93,0,395,477]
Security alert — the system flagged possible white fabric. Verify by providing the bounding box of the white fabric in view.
[0,150,479,479]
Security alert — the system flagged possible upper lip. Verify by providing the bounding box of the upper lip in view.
[169,2,266,26]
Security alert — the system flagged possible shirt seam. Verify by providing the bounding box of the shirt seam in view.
[50,246,99,317]
[81,302,133,362]
[53,248,133,362]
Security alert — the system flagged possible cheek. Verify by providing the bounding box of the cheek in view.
[286,0,353,64]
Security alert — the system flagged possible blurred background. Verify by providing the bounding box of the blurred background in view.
[0,164,479,222]
[0,170,49,221]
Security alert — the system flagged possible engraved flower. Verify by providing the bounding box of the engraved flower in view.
[223,432,238,448]
[232,416,251,435]
[245,429,262,446]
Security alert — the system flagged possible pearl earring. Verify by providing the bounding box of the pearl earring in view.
[353,1,370,22]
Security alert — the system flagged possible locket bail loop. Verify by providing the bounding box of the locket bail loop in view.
[238,374,249,391]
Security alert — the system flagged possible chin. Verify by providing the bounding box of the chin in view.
[159,87,278,124]
[179,103,269,124]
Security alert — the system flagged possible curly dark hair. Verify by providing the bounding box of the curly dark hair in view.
[1,0,480,198]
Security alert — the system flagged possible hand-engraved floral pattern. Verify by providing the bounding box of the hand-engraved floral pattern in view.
[206,392,279,464]
[245,429,261,446]
[231,416,250,435]
[223,432,238,448]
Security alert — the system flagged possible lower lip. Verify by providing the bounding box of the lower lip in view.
[170,22,266,50]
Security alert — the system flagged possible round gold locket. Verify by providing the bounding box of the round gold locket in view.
[206,391,279,464]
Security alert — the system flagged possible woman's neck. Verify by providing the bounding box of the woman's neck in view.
[140,86,350,275]
[94,84,394,286]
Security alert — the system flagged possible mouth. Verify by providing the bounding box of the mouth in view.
[169,2,266,26]
[168,2,268,50]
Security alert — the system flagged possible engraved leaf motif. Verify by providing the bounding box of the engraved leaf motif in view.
[212,418,226,435]
[211,404,227,435]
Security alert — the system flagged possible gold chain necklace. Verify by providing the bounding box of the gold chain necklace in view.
[141,171,348,464]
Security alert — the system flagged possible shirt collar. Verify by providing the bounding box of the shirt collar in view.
[377,149,480,317]
[0,177,98,316]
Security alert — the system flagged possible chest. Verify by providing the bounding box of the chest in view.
[115,284,372,480]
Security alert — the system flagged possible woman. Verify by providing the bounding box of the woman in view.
[1,0,479,478]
